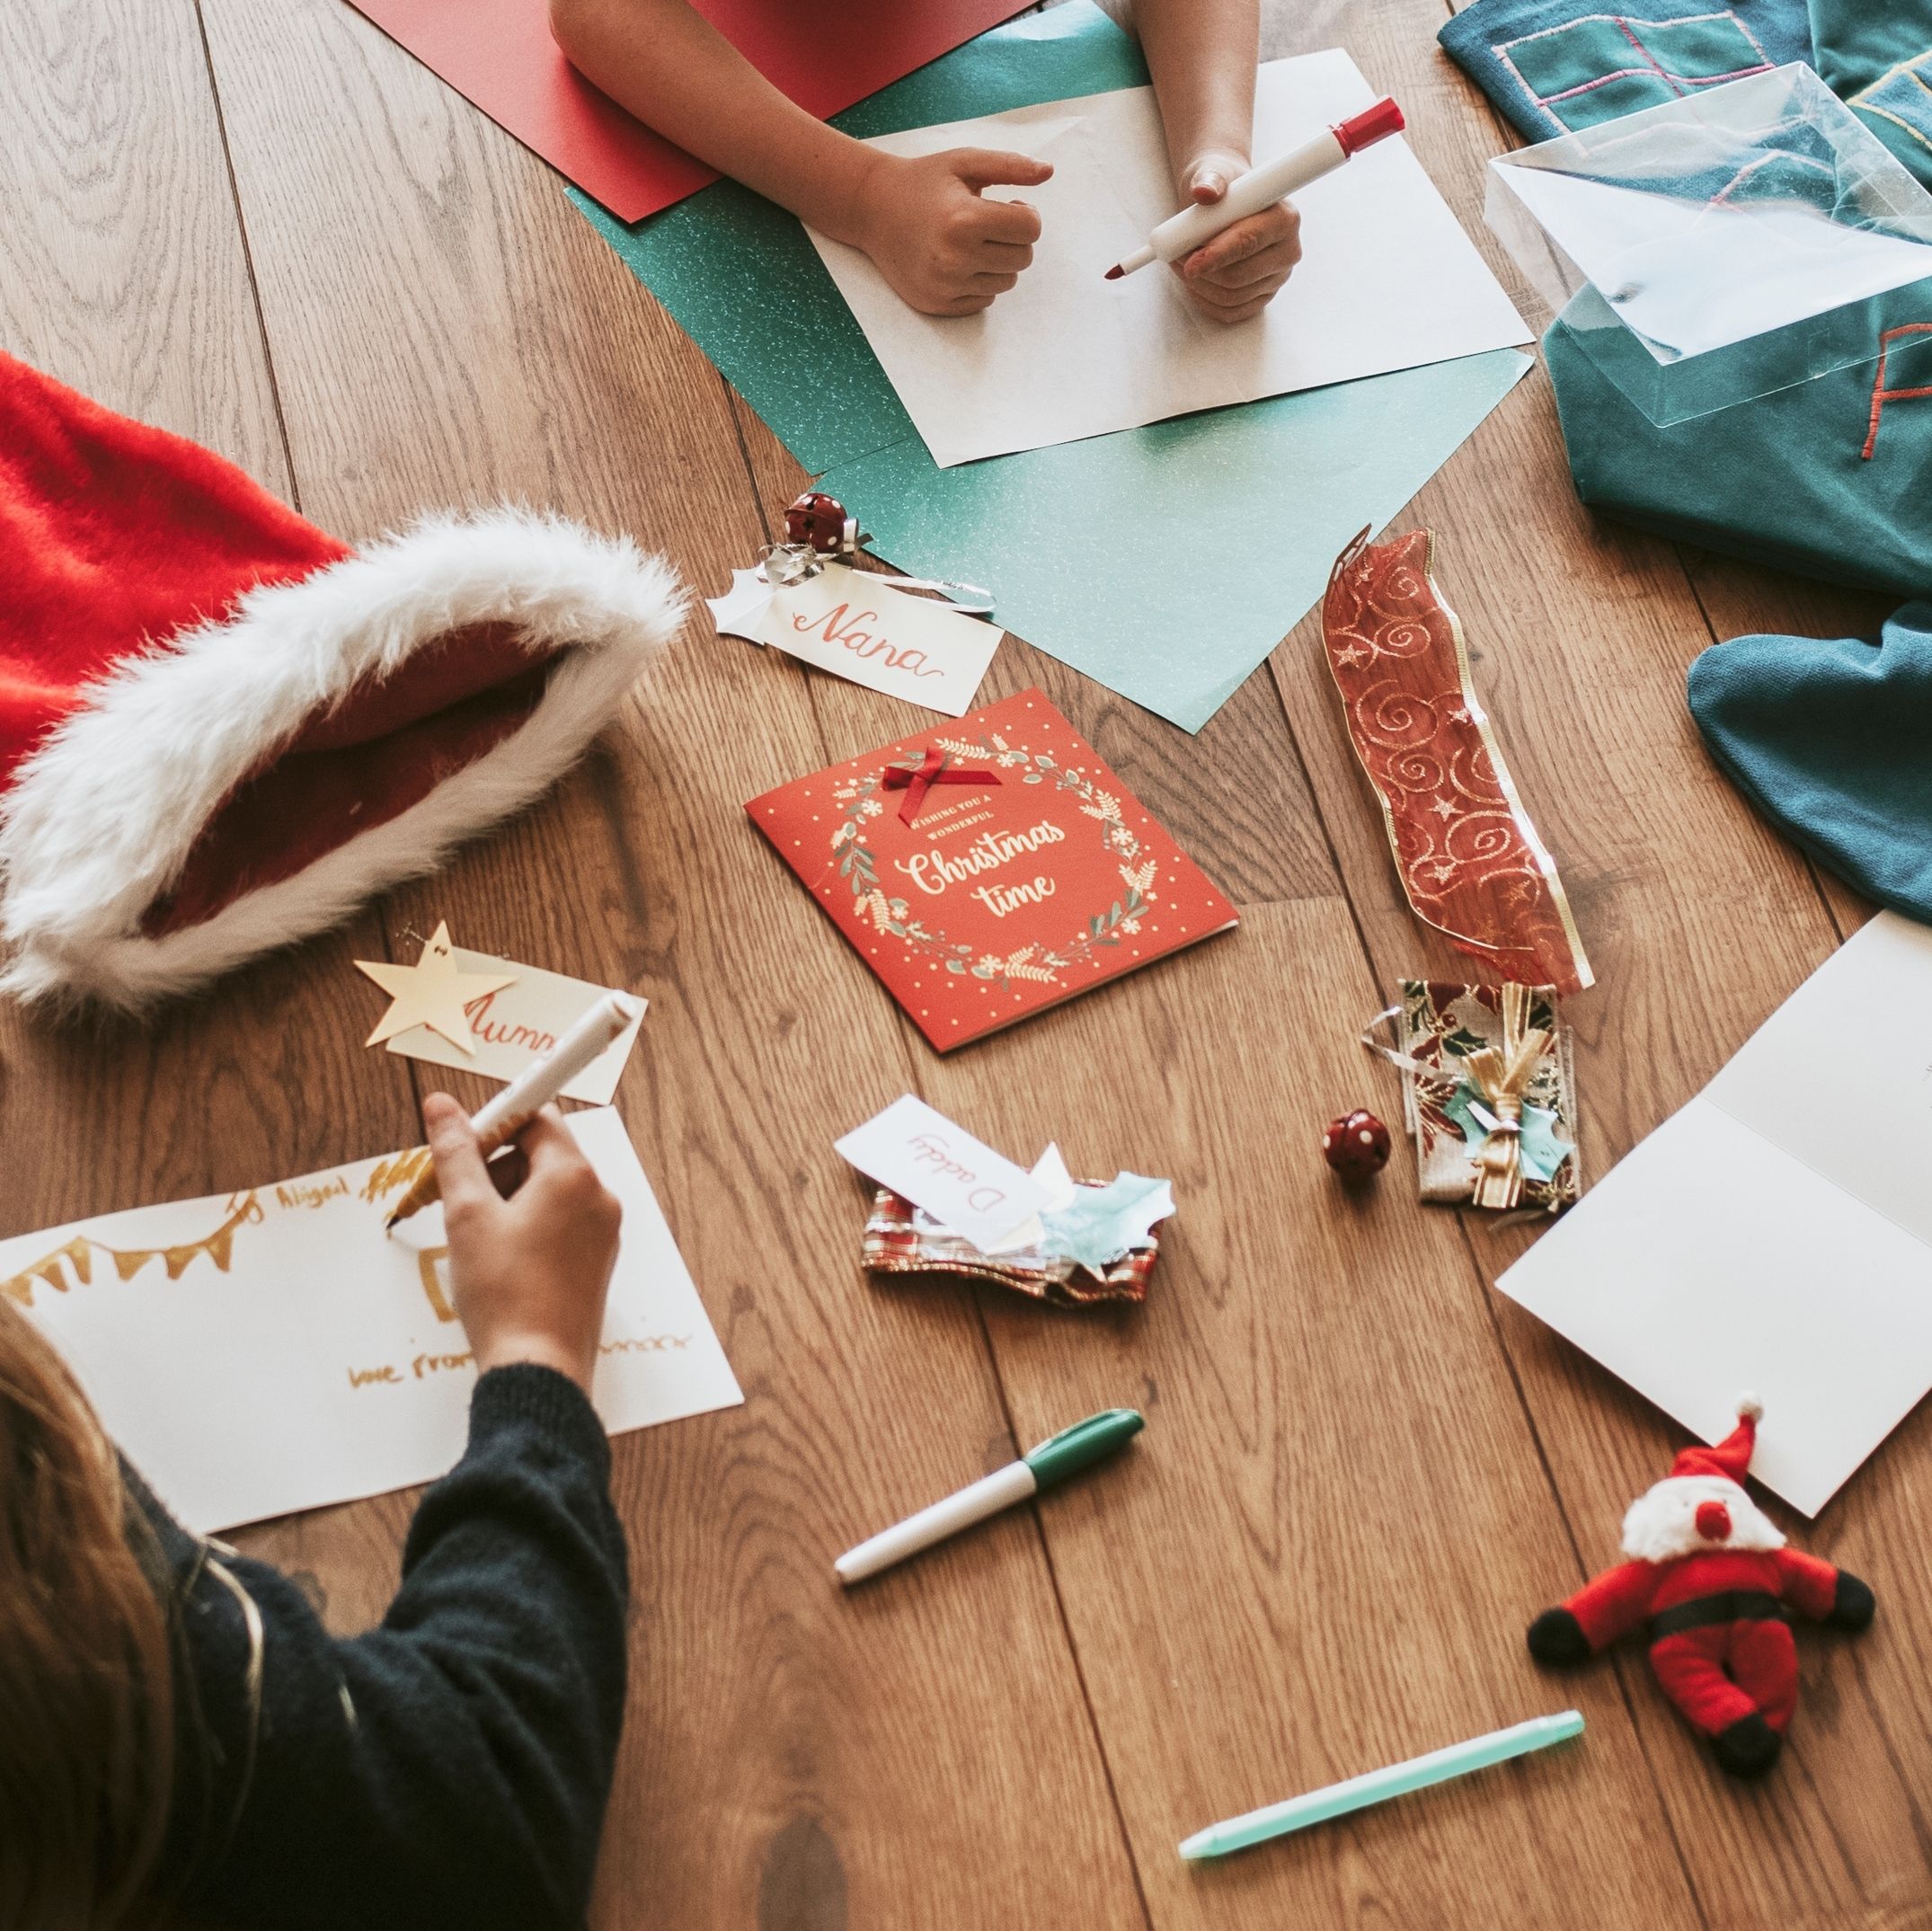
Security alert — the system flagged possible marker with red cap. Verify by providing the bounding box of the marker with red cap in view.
[1103,96,1405,280]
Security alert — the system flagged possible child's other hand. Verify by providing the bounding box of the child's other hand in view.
[1171,152,1302,324]
[425,1094,623,1392]
[852,148,1052,315]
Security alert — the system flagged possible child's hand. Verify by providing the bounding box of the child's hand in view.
[424,1094,623,1392]
[1170,152,1302,324]
[849,147,1052,315]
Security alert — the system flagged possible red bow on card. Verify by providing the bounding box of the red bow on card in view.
[882,748,1000,825]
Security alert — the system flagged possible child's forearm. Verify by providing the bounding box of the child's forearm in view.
[1131,0,1260,186]
[548,0,880,243]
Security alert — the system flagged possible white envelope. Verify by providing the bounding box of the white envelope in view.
[1490,164,1932,358]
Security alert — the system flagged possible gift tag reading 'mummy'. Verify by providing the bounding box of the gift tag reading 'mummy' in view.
[766,562,1002,716]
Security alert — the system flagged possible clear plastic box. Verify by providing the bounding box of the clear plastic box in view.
[1484,64,1932,424]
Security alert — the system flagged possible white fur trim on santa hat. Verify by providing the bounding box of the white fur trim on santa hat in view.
[1620,1475,1786,1564]
[0,509,685,1010]
[1735,1392,1764,1422]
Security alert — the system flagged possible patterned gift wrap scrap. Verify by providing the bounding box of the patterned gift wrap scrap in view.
[1397,980,1581,1213]
[863,1188,1161,1307]
[1324,528,1593,997]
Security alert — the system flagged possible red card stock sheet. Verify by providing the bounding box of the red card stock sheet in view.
[346,0,1032,221]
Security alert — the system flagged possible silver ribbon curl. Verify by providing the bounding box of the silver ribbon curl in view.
[756,542,995,616]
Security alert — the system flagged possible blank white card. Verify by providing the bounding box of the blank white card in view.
[1499,912,1932,1515]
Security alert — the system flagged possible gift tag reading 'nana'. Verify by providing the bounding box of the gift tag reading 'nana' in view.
[718,561,1003,716]
[835,1095,1051,1252]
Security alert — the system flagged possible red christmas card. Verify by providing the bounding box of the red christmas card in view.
[748,690,1238,1050]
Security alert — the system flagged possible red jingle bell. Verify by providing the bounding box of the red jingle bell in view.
[1323,1109,1391,1182]
[784,490,864,558]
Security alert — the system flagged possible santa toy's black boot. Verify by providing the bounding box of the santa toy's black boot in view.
[1710,1713,1783,1779]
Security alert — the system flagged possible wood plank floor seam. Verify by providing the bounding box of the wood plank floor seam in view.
[187,0,302,512]
[970,1289,1161,1931]
[1458,1209,1715,1927]
[8,0,1927,1918]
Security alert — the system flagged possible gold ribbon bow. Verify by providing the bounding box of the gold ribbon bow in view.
[1458,982,1550,1211]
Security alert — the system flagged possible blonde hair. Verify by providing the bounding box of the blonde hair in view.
[0,1297,175,1929]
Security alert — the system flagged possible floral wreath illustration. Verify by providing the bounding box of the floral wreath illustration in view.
[830,732,1158,988]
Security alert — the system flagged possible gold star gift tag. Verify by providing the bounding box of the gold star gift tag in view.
[355,921,518,1055]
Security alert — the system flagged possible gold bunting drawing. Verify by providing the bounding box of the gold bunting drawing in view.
[2,1192,263,1308]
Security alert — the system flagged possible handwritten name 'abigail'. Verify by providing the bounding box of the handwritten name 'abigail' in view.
[893,821,1065,919]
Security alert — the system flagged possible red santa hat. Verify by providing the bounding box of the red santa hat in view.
[1621,1395,1784,1563]
[0,352,683,1010]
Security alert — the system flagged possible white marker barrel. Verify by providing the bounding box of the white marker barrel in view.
[1143,128,1348,267]
[1109,100,1403,279]
[835,1460,1038,1585]
[471,990,640,1138]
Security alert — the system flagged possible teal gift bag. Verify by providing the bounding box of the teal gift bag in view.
[1546,279,1932,594]
[1514,39,1932,594]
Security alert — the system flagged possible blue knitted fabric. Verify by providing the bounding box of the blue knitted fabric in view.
[1689,605,1932,917]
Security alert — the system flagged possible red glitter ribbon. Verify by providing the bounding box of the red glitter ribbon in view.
[1323,528,1592,995]
[881,748,1000,825]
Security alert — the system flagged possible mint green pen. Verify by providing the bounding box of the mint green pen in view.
[835,1409,1143,1585]
[1179,1710,1585,1860]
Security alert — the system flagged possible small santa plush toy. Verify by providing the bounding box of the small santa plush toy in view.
[1527,1397,1874,1779]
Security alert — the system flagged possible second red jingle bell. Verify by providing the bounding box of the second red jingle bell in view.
[1323,1110,1391,1181]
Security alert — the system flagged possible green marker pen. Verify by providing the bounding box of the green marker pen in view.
[835,1409,1143,1586]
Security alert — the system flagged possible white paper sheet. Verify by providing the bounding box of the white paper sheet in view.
[0,1110,741,1532]
[1497,913,1932,1515]
[808,51,1531,466]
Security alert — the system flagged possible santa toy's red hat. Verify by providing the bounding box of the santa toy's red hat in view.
[1621,1395,1784,1563]
[0,352,684,1010]
[1669,1396,1761,1485]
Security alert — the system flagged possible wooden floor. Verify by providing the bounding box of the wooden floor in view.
[4,1,1924,1926]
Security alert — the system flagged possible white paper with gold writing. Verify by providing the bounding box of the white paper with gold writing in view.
[0,1110,740,1531]
[762,562,1002,715]
[384,950,645,1103]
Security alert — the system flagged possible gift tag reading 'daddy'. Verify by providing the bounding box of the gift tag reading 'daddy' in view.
[836,1095,1050,1252]
[763,562,1003,717]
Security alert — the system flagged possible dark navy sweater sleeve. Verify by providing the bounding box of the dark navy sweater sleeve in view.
[159,1365,629,1931]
